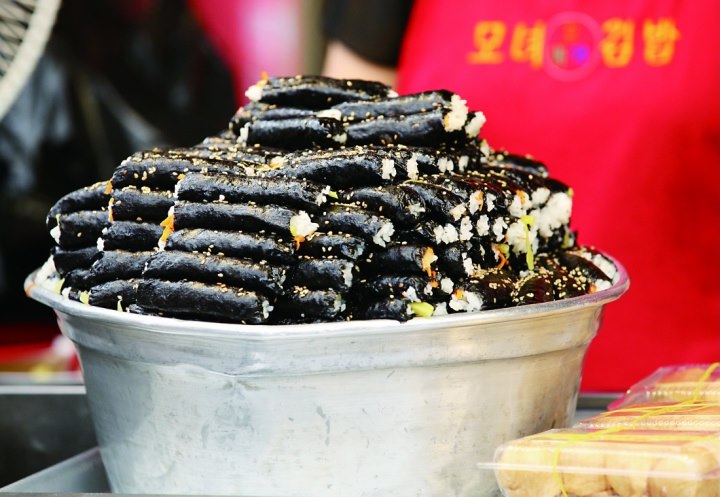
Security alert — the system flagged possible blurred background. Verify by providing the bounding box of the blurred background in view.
[0,0,326,374]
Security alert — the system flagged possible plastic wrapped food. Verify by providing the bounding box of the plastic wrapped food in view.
[578,402,720,432]
[611,364,720,409]
[483,428,720,497]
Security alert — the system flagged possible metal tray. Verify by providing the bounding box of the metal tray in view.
[0,394,618,495]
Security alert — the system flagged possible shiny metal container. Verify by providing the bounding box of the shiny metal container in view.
[26,260,628,497]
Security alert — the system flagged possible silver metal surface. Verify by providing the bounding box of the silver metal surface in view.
[0,395,617,495]
[0,381,96,487]
[25,261,628,497]
[1,448,108,493]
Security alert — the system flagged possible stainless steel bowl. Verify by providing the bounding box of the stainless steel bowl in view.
[25,258,628,497]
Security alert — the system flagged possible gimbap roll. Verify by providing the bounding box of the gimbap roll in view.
[272,287,346,323]
[237,117,347,149]
[136,279,272,324]
[111,187,174,222]
[47,181,110,228]
[296,233,366,261]
[165,228,294,264]
[317,204,395,247]
[143,251,287,295]
[100,222,164,251]
[51,246,100,276]
[287,258,355,292]
[176,173,331,212]
[244,75,395,109]
[49,211,110,250]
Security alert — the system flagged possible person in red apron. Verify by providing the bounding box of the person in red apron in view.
[324,0,720,391]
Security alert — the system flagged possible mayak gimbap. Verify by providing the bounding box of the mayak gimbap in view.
[37,75,618,324]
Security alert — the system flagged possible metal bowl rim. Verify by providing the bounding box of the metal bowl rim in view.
[25,253,629,341]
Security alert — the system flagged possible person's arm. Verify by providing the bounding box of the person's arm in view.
[323,40,397,87]
[321,0,412,87]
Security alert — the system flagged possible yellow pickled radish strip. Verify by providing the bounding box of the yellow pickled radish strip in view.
[521,215,535,270]
[409,302,434,317]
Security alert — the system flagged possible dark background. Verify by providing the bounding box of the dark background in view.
[0,0,236,340]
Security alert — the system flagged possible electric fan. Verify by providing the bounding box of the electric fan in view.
[0,0,60,120]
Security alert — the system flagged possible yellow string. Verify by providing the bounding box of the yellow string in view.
[549,362,720,497]
[690,362,720,402]
[592,400,718,419]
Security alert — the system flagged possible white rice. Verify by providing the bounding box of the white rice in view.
[450,203,467,221]
[476,215,490,236]
[594,279,612,292]
[387,89,399,98]
[316,109,342,120]
[592,254,618,282]
[480,139,490,158]
[462,254,474,276]
[408,202,426,216]
[531,187,551,207]
[492,217,508,242]
[459,216,473,241]
[469,191,483,214]
[315,185,331,206]
[432,302,448,316]
[423,282,435,296]
[342,262,354,288]
[96,237,105,251]
[35,256,59,291]
[458,156,469,172]
[508,193,527,218]
[449,290,483,312]
[532,192,572,238]
[262,300,274,319]
[464,111,487,137]
[174,177,185,197]
[49,224,61,244]
[381,159,397,180]
[506,220,538,255]
[486,193,496,212]
[372,221,395,247]
[404,286,420,302]
[237,123,250,144]
[244,83,263,102]
[433,223,459,244]
[437,157,454,173]
[289,211,319,238]
[407,154,420,180]
[443,94,469,132]
[465,291,483,312]
[440,277,454,294]
[332,132,348,144]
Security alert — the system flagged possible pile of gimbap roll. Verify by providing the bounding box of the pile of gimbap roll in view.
[38,75,619,324]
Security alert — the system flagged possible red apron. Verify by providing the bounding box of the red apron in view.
[398,0,720,391]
